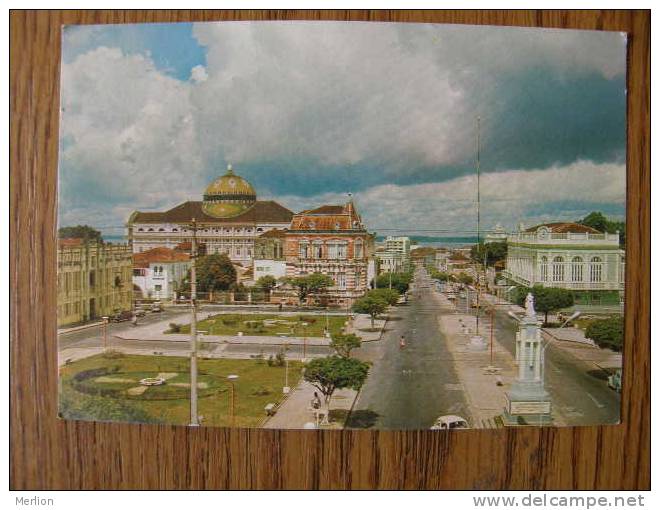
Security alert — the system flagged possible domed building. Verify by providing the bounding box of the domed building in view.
[202,164,257,218]
[127,165,293,266]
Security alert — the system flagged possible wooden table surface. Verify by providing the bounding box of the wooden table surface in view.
[10,10,650,490]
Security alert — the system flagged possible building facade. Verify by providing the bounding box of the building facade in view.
[283,202,376,307]
[502,222,625,293]
[57,239,133,326]
[253,228,287,282]
[127,165,293,267]
[132,247,191,301]
[376,236,411,273]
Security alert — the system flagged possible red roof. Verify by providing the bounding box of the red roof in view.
[290,202,365,231]
[133,247,190,267]
[58,238,85,248]
[258,228,287,239]
[130,200,293,224]
[525,222,600,234]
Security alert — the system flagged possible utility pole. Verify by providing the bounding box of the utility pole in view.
[189,217,199,427]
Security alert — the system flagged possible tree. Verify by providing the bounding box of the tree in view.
[514,285,575,324]
[374,272,413,294]
[255,275,277,295]
[429,269,450,282]
[579,211,626,248]
[470,241,507,266]
[196,254,237,293]
[58,225,103,242]
[367,288,400,306]
[456,272,474,286]
[585,316,623,352]
[329,333,362,358]
[352,294,388,329]
[303,356,370,404]
[281,273,334,304]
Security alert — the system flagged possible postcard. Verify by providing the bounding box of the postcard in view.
[57,21,626,429]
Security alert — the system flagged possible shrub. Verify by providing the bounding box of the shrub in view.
[585,316,624,352]
[167,323,182,333]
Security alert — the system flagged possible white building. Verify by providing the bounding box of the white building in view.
[376,236,411,273]
[502,222,625,293]
[253,260,287,281]
[132,247,191,301]
[485,224,507,244]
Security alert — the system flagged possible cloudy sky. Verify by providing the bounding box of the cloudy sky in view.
[58,21,627,237]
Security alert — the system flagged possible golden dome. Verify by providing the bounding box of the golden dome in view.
[202,164,257,218]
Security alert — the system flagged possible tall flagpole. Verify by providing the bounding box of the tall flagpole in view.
[190,217,199,426]
[475,116,482,335]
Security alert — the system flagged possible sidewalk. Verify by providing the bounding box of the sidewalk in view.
[57,320,103,335]
[262,379,357,429]
[346,313,387,342]
[433,290,567,427]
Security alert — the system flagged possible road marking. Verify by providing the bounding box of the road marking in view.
[586,392,605,408]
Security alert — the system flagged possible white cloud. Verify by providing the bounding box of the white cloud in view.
[190,64,208,83]
[272,160,626,234]
[59,46,208,221]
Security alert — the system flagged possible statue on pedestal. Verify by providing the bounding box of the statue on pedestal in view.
[525,292,536,318]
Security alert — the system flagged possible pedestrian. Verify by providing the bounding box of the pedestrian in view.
[399,335,406,349]
[311,392,321,410]
[278,302,283,312]
[132,315,138,327]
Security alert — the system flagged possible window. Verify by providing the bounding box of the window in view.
[590,257,603,282]
[155,284,162,292]
[337,243,347,259]
[158,228,165,232]
[315,244,323,258]
[355,239,364,259]
[337,273,347,289]
[552,256,564,282]
[571,257,583,282]
[540,256,548,282]
[299,243,309,259]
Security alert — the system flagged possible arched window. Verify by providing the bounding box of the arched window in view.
[315,244,323,259]
[158,228,165,232]
[299,242,309,259]
[590,257,603,282]
[147,228,154,232]
[552,256,564,282]
[571,257,583,282]
[540,256,548,282]
[172,228,178,232]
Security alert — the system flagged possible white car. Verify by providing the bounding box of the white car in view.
[430,415,469,430]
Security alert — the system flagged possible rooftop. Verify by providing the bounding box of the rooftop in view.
[130,200,293,225]
[524,222,601,234]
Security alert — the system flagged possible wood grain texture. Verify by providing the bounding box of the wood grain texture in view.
[10,10,650,490]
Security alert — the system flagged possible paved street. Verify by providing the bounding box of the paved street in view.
[348,270,470,430]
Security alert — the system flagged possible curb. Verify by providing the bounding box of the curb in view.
[57,321,103,335]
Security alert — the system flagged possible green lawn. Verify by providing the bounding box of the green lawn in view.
[173,313,348,338]
[59,353,303,427]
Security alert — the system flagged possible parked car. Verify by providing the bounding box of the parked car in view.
[150,302,163,313]
[608,368,622,393]
[110,310,134,323]
[430,415,469,430]
[134,309,147,318]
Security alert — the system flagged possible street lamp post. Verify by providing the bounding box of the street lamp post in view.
[189,218,199,427]
[227,374,239,427]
